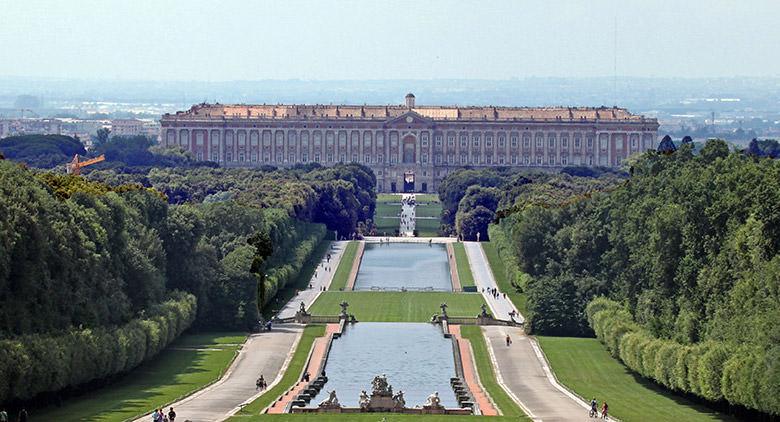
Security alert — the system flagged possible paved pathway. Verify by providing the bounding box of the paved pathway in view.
[134,325,304,422]
[463,241,523,323]
[482,326,589,421]
[276,241,348,319]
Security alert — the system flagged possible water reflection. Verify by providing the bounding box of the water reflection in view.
[354,243,451,291]
[310,322,457,408]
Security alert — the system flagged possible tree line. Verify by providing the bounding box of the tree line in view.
[486,141,779,415]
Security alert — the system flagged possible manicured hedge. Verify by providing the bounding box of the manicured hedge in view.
[587,297,779,415]
[0,291,196,405]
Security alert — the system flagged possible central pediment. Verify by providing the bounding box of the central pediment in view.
[385,110,432,126]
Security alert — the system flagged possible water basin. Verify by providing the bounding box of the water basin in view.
[309,322,457,408]
[354,243,451,291]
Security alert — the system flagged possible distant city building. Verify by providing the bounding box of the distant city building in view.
[160,94,659,192]
[110,119,143,137]
[0,118,62,138]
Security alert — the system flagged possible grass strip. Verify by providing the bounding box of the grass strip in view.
[33,332,246,422]
[265,239,331,318]
[310,292,485,322]
[236,325,327,415]
[537,336,735,422]
[451,243,475,288]
[459,326,527,418]
[328,241,358,291]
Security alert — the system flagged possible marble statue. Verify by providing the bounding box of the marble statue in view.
[371,374,392,395]
[359,390,370,410]
[299,301,307,313]
[318,390,340,408]
[480,303,490,318]
[423,391,443,409]
[439,302,448,317]
[392,390,406,408]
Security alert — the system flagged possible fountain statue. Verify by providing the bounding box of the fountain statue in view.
[359,390,370,410]
[479,303,490,318]
[318,390,341,409]
[339,301,349,318]
[439,302,448,318]
[371,374,392,395]
[423,391,444,410]
[299,301,307,314]
[392,390,406,409]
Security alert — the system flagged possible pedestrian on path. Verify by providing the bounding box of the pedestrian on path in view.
[168,407,176,422]
[0,409,6,422]
[505,334,512,346]
[256,374,266,390]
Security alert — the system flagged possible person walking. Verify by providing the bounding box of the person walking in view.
[601,401,609,419]
[505,334,512,346]
[0,409,6,422]
[168,407,176,422]
[17,409,27,422]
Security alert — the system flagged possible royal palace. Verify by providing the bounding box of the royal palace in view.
[160,94,659,192]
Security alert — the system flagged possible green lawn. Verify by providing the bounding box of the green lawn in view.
[373,200,401,235]
[377,193,402,202]
[236,325,326,416]
[415,203,442,218]
[481,242,528,318]
[452,243,475,288]
[328,241,358,291]
[414,193,440,203]
[34,332,247,422]
[536,337,736,422]
[460,326,527,418]
[309,291,485,322]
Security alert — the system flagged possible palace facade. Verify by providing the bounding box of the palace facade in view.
[160,94,659,192]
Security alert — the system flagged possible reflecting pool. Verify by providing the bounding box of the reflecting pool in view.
[310,322,457,408]
[354,243,452,291]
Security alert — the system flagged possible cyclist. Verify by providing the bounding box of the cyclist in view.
[589,398,598,417]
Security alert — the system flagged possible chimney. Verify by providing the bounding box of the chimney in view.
[405,93,415,109]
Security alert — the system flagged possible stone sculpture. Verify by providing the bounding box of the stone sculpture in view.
[479,303,490,318]
[318,390,341,408]
[339,301,349,318]
[359,390,370,410]
[392,390,406,409]
[371,374,392,395]
[423,391,444,409]
[439,302,448,317]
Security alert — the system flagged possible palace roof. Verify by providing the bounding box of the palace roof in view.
[163,102,655,124]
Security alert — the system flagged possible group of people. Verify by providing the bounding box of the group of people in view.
[483,286,505,300]
[590,398,609,419]
[150,407,175,422]
[256,374,267,390]
[0,408,25,422]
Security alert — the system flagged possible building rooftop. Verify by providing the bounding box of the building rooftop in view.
[163,96,654,123]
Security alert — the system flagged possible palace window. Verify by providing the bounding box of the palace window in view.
[422,153,428,164]
[561,155,568,165]
[276,131,284,146]
[378,154,384,163]
[390,155,397,164]
[498,156,505,164]
[351,131,359,147]
[276,154,283,163]
[522,135,530,148]
[340,153,346,162]
[536,135,543,148]
[485,135,493,147]
[536,156,543,165]
[486,156,492,165]
[302,153,309,162]
[511,155,518,164]
[263,153,269,162]
[587,156,594,165]
[549,155,555,165]
[561,137,568,148]
[523,156,530,165]
[211,153,219,162]
[263,131,271,147]
[197,152,203,160]
[314,153,320,162]
[498,135,505,148]
[587,137,594,149]
[196,131,204,146]
[472,135,480,147]
[448,154,454,164]
[338,132,347,147]
[447,135,455,147]
[547,134,556,148]
[326,153,333,162]
[434,135,442,147]
[435,154,442,164]
[600,136,608,152]
[179,130,189,147]
[376,132,384,147]
[616,136,624,151]
[460,135,467,148]
[631,135,639,149]
[574,136,581,148]
[461,155,467,164]
[511,135,519,148]
[352,154,358,162]
[364,154,371,163]
[251,131,259,146]
[471,154,479,164]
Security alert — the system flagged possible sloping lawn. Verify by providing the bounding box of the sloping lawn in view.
[310,291,485,322]
[34,332,246,422]
[537,336,736,422]
[481,241,528,317]
[328,241,358,291]
[452,242,475,288]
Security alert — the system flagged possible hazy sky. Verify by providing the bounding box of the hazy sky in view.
[2,0,779,81]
